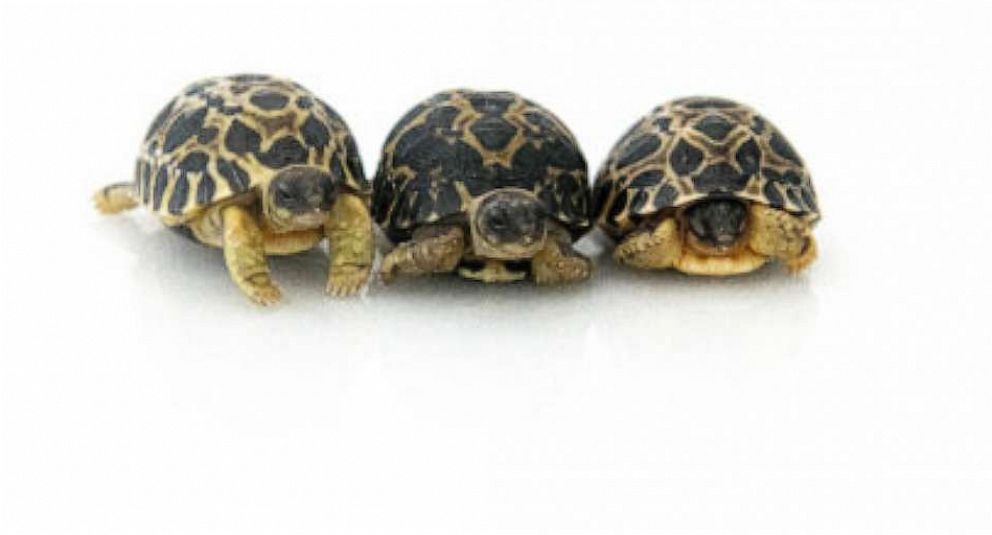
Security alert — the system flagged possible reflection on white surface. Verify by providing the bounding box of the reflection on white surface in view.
[93,216,818,370]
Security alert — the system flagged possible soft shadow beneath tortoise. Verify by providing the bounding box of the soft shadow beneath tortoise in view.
[92,216,818,365]
[92,216,334,310]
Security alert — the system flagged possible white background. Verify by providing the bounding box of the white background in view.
[1,0,991,533]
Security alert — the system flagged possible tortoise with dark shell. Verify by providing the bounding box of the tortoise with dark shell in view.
[93,74,373,304]
[593,97,820,276]
[373,89,593,284]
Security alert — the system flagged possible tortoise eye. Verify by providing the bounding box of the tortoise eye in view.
[689,213,707,237]
[489,210,509,230]
[274,186,294,205]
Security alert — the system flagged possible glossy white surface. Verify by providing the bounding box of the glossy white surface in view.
[2,0,990,533]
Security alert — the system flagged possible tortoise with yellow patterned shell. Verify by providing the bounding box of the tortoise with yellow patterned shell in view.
[93,74,373,304]
[373,89,592,285]
[593,97,820,276]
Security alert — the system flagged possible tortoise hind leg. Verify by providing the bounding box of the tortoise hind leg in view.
[220,205,281,305]
[93,183,138,214]
[531,224,592,285]
[613,217,682,270]
[748,204,817,273]
[381,224,465,283]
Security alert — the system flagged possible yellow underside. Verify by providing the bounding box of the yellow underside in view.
[675,247,769,276]
[184,208,324,256]
[457,260,528,283]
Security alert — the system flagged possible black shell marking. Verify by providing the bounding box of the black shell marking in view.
[593,97,818,238]
[373,89,590,243]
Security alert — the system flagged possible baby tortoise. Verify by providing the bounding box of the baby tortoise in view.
[93,74,373,304]
[373,89,592,284]
[593,97,819,276]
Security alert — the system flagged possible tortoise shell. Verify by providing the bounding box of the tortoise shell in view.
[372,89,590,243]
[135,74,368,225]
[593,97,819,239]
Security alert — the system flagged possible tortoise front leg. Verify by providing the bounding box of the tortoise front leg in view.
[325,192,374,296]
[221,205,281,305]
[531,224,592,285]
[381,225,465,283]
[613,216,682,270]
[748,204,817,273]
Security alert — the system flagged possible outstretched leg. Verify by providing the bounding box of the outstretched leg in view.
[93,183,138,214]
[221,205,281,305]
[748,204,817,273]
[613,217,682,270]
[381,225,465,283]
[325,193,375,296]
[531,224,592,285]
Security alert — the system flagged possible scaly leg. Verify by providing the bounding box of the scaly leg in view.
[221,205,281,305]
[748,204,817,273]
[325,193,374,296]
[613,217,682,270]
[93,183,138,214]
[381,225,465,283]
[531,225,592,285]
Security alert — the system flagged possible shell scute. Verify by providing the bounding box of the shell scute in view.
[594,97,818,238]
[136,74,367,225]
[373,89,590,242]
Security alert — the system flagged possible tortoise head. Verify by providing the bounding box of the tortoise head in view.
[262,165,337,231]
[682,197,749,255]
[470,189,547,259]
